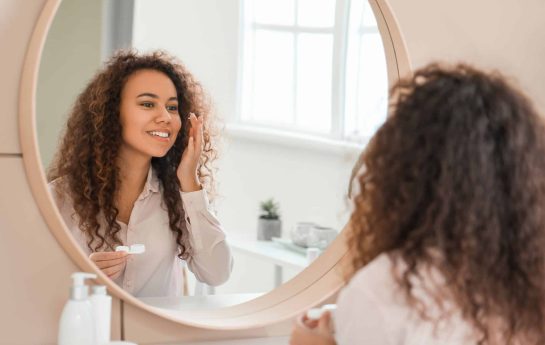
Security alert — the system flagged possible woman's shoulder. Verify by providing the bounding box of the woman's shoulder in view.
[340,252,419,321]
[338,253,407,323]
[334,253,410,344]
[348,253,399,292]
[346,252,448,307]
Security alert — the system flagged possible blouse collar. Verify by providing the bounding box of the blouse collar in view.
[139,165,160,200]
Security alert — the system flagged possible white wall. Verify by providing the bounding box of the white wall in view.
[37,0,103,168]
[132,0,361,294]
[133,0,240,122]
[215,138,355,238]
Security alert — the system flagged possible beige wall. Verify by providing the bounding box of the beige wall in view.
[1,0,545,343]
[389,0,545,113]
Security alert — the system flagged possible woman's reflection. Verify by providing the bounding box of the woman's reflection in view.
[47,50,232,297]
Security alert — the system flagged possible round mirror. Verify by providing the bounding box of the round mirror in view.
[26,0,410,326]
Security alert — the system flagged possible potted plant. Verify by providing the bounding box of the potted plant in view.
[257,198,282,241]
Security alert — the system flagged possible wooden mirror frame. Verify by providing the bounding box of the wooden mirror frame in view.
[19,0,411,331]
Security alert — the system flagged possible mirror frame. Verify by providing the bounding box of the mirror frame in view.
[19,0,411,330]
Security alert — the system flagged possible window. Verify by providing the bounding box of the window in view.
[239,0,388,144]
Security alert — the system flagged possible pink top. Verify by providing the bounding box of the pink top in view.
[335,253,476,344]
[49,167,232,298]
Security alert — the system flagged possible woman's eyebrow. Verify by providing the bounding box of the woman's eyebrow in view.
[136,93,178,101]
[137,92,158,98]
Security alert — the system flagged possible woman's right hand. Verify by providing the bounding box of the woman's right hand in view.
[290,312,336,345]
[89,251,129,279]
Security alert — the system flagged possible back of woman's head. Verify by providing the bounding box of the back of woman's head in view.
[348,63,545,343]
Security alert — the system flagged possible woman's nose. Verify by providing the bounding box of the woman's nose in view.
[155,106,172,123]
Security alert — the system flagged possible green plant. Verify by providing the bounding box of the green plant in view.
[259,198,280,220]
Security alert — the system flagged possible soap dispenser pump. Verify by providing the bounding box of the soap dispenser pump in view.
[58,272,97,345]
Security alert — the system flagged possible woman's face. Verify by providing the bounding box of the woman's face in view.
[118,69,182,160]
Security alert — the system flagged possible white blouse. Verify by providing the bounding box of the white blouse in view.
[49,167,232,298]
[335,253,476,344]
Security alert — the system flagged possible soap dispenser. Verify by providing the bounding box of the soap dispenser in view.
[58,272,97,345]
[90,285,112,345]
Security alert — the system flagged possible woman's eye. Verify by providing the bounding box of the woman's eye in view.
[141,102,154,108]
[167,105,179,112]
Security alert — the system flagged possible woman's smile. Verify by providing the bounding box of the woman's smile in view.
[146,130,172,142]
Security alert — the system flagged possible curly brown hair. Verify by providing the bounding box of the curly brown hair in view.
[48,50,218,259]
[347,64,545,343]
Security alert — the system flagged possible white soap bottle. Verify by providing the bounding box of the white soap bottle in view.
[90,285,112,345]
[58,272,97,345]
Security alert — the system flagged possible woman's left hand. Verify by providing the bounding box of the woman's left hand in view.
[178,112,203,192]
[289,312,336,345]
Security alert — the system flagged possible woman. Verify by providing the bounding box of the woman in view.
[291,64,545,344]
[48,50,232,298]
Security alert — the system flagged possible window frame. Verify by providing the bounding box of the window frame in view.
[235,0,386,146]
